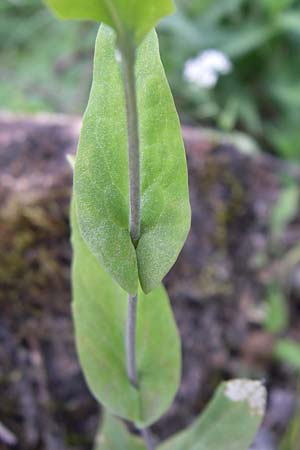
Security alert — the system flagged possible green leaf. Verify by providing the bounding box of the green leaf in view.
[222,23,275,58]
[278,12,300,35]
[71,202,181,427]
[279,402,300,450]
[270,184,299,237]
[274,339,300,369]
[74,25,190,294]
[160,380,266,450]
[264,284,288,334]
[203,0,247,24]
[263,0,293,16]
[94,413,146,450]
[45,0,174,44]
[135,28,190,293]
[94,381,266,450]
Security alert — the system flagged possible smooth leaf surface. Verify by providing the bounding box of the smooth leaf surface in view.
[74,25,190,294]
[94,413,146,450]
[74,25,137,294]
[135,26,191,293]
[160,379,266,450]
[45,0,174,44]
[95,379,266,450]
[71,203,181,427]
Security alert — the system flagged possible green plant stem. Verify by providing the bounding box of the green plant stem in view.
[120,38,156,450]
[126,294,138,387]
[141,428,156,450]
[120,40,141,246]
[120,39,140,387]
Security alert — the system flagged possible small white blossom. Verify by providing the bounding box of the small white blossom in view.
[183,49,232,89]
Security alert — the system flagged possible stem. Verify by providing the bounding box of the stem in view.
[121,35,140,389]
[141,428,156,450]
[126,294,138,387]
[120,41,141,246]
[120,38,156,450]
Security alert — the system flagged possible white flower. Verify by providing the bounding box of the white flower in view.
[183,49,232,89]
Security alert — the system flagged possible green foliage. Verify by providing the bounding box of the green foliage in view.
[45,1,266,445]
[160,380,265,450]
[3,0,300,162]
[279,401,300,450]
[94,413,145,450]
[74,25,190,294]
[71,202,181,428]
[270,184,300,239]
[274,339,300,369]
[45,0,174,44]
[264,284,288,334]
[95,380,266,450]
[159,0,300,159]
[0,0,97,113]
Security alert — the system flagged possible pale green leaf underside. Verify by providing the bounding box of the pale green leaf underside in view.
[45,0,174,44]
[71,204,181,427]
[74,25,190,294]
[96,379,266,450]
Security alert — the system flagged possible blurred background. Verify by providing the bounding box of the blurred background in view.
[1,0,300,158]
[1,1,300,449]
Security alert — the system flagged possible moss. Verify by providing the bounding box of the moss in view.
[194,259,234,298]
[0,190,70,307]
[200,155,246,250]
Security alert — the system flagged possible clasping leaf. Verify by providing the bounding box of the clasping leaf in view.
[74,25,191,294]
[71,202,181,427]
